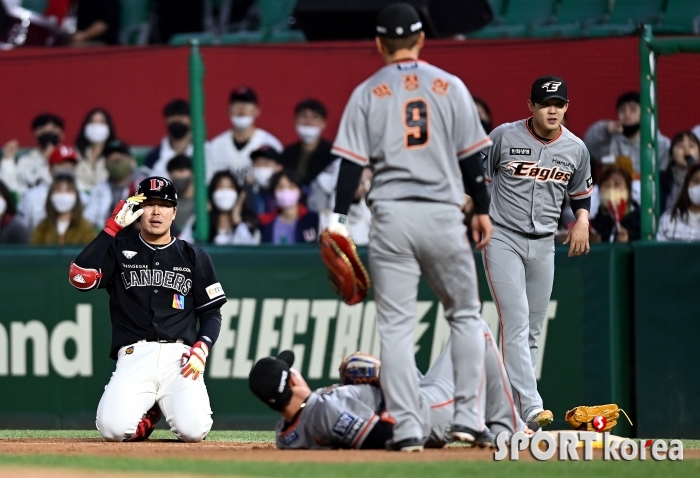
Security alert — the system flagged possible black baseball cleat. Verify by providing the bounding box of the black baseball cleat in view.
[385,437,425,452]
[449,425,496,448]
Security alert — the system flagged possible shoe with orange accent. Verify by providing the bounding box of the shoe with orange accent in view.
[526,409,554,428]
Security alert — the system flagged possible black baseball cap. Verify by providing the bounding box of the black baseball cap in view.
[134,176,178,206]
[376,3,423,38]
[530,75,568,104]
[104,139,131,158]
[249,350,295,411]
[230,86,258,105]
[250,145,282,164]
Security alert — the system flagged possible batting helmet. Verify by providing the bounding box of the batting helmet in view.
[134,176,178,207]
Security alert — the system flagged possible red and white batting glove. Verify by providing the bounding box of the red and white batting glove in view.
[103,193,145,237]
[181,341,209,380]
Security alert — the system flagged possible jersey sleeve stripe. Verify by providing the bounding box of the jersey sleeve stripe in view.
[457,137,493,158]
[331,146,368,164]
[569,186,594,197]
[351,413,378,449]
[195,296,227,310]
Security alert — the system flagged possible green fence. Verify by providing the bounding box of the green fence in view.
[0,244,637,434]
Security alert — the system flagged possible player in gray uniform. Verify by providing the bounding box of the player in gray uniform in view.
[327,3,494,451]
[482,76,593,428]
[248,322,526,450]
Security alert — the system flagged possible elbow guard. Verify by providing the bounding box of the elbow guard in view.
[69,262,102,290]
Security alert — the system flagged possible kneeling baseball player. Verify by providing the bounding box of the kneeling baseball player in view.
[69,177,227,442]
[248,322,527,450]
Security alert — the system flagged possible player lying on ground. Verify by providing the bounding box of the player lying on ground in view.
[248,322,528,450]
[327,2,494,451]
[69,176,226,442]
[482,76,593,429]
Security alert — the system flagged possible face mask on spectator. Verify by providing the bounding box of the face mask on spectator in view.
[253,167,275,188]
[0,196,6,216]
[84,123,110,144]
[213,188,238,211]
[622,123,640,138]
[168,122,190,140]
[106,160,133,182]
[51,192,77,213]
[276,188,300,209]
[38,132,60,148]
[601,188,629,208]
[296,125,322,145]
[172,177,191,193]
[688,184,700,206]
[231,115,254,130]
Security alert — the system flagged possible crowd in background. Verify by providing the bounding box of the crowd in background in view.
[1,87,699,246]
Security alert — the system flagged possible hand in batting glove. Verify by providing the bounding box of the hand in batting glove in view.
[103,193,146,237]
[181,341,209,380]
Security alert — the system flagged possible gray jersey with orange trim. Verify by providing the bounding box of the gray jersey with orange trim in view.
[484,119,593,235]
[332,59,491,208]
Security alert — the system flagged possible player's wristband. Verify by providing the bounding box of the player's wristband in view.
[460,153,489,214]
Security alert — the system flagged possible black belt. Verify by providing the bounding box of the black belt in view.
[492,220,554,240]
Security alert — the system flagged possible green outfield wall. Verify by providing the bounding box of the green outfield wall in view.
[0,243,669,437]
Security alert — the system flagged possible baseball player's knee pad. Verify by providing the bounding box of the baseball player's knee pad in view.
[95,415,138,442]
[170,415,212,443]
[69,262,102,290]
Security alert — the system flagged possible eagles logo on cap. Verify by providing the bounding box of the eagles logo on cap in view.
[530,75,569,104]
[376,3,423,39]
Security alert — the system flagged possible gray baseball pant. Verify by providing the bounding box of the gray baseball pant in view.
[482,224,555,421]
[369,200,486,442]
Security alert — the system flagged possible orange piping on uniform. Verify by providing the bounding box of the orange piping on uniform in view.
[569,186,594,197]
[431,398,454,409]
[458,137,493,157]
[487,330,518,433]
[332,146,368,164]
[351,414,378,448]
[525,116,562,145]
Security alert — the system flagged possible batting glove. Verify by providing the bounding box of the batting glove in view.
[327,212,350,237]
[181,341,209,380]
[103,194,145,237]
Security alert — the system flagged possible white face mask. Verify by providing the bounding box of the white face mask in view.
[0,195,6,216]
[296,124,322,145]
[253,166,276,188]
[84,123,110,144]
[230,115,254,130]
[212,188,238,211]
[688,184,700,206]
[51,192,77,213]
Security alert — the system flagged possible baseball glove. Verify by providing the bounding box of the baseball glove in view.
[339,352,380,386]
[319,230,370,305]
[565,404,632,433]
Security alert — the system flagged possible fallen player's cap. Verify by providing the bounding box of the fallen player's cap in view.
[530,75,569,104]
[248,350,295,411]
[376,3,423,39]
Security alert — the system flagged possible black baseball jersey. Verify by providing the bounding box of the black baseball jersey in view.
[75,231,226,359]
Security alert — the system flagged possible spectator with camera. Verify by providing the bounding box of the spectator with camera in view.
[30,174,95,245]
[657,164,700,242]
[662,131,700,212]
[589,166,640,243]
[208,170,260,245]
[75,108,117,193]
[259,170,319,245]
[0,179,30,244]
[142,99,194,179]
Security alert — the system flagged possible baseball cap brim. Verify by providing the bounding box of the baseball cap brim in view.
[277,350,295,368]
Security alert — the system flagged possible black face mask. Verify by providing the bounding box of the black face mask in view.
[685,155,698,168]
[171,176,192,193]
[37,132,60,148]
[622,123,640,138]
[168,122,190,140]
[481,119,492,134]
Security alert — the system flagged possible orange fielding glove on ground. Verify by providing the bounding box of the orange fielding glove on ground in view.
[181,341,209,380]
[320,213,370,305]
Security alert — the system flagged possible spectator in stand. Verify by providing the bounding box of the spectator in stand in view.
[282,99,340,217]
[590,166,640,244]
[31,174,95,245]
[0,113,64,197]
[153,0,204,44]
[662,131,700,212]
[83,140,137,227]
[658,164,700,242]
[0,179,30,244]
[259,170,319,245]
[473,97,493,134]
[142,99,193,179]
[347,166,372,246]
[73,0,120,45]
[17,145,88,231]
[246,146,284,215]
[584,92,670,180]
[74,108,116,193]
[167,154,196,239]
[208,170,259,245]
[206,86,282,185]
